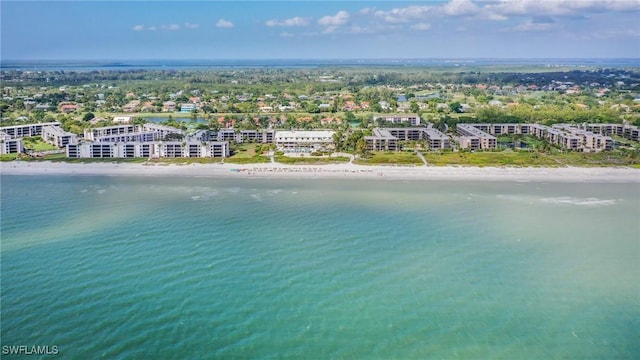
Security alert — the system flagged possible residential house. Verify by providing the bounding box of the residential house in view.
[180,103,197,113]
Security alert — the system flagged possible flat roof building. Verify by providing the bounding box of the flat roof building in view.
[84,124,184,142]
[365,127,450,151]
[0,131,24,154]
[424,128,450,150]
[275,130,335,152]
[365,129,398,152]
[456,124,497,150]
[0,122,61,139]
[42,125,78,147]
[67,141,229,159]
[373,114,421,126]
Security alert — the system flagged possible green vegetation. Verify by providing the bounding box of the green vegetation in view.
[354,152,423,165]
[423,150,640,167]
[546,151,640,167]
[21,136,59,151]
[2,64,639,167]
[225,143,271,164]
[0,154,19,161]
[274,155,350,165]
[424,151,559,167]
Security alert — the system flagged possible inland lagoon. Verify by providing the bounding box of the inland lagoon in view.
[1,175,638,358]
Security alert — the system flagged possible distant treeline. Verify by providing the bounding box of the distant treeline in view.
[2,68,639,88]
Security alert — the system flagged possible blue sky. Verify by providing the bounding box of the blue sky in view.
[2,0,639,60]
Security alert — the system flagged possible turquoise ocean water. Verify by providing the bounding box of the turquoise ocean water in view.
[1,175,638,359]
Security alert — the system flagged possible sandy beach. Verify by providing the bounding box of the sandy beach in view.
[1,161,639,182]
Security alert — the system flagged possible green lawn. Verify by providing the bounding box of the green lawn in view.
[22,137,59,151]
[354,152,424,165]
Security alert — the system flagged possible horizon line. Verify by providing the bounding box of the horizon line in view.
[2,57,640,62]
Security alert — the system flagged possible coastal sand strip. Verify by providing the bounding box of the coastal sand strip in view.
[1,161,639,183]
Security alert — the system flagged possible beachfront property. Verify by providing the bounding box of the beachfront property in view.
[0,131,24,154]
[552,124,614,152]
[275,130,335,152]
[530,124,582,151]
[41,125,78,147]
[215,129,275,144]
[0,122,62,138]
[84,124,184,142]
[424,128,451,150]
[569,123,639,142]
[456,124,498,150]
[69,123,204,158]
[67,141,229,159]
[373,114,421,126]
[625,125,640,142]
[365,129,398,151]
[0,122,71,153]
[455,123,618,152]
[365,127,450,151]
[84,124,139,141]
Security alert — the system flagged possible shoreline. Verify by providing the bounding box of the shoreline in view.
[1,161,639,183]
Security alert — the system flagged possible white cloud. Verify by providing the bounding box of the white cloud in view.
[441,0,479,16]
[216,19,234,28]
[160,24,180,31]
[148,26,157,31]
[266,16,310,27]
[374,5,432,24]
[132,25,145,31]
[318,10,350,26]
[184,22,200,29]
[411,23,432,31]
[280,32,295,38]
[484,0,640,18]
[371,0,640,25]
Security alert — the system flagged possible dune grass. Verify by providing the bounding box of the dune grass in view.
[423,150,639,167]
[354,152,423,165]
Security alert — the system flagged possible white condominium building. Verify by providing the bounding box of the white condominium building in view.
[67,141,229,159]
[365,127,450,151]
[0,122,61,138]
[84,124,184,142]
[41,125,78,147]
[373,114,421,126]
[0,131,24,154]
[275,130,335,152]
[216,129,275,144]
[365,129,398,151]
